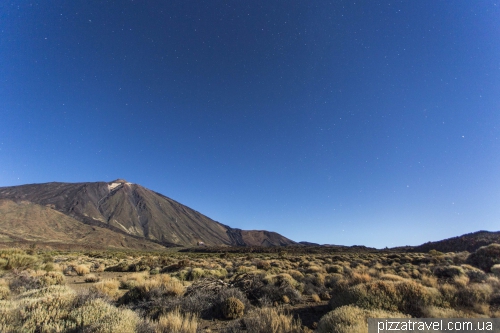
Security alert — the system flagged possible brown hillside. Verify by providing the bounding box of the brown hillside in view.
[0,199,164,250]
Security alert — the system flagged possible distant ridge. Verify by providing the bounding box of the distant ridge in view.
[0,180,295,249]
[401,230,500,253]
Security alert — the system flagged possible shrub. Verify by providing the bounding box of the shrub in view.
[379,273,405,282]
[184,284,249,320]
[5,254,38,270]
[421,306,471,318]
[305,265,324,274]
[105,261,130,272]
[84,274,100,283]
[329,280,443,317]
[326,265,344,274]
[93,263,106,272]
[319,291,331,300]
[452,251,470,265]
[0,287,9,299]
[90,279,121,300]
[466,244,500,272]
[287,269,304,281]
[187,267,228,281]
[8,270,64,290]
[256,260,271,270]
[461,265,488,282]
[348,272,371,285]
[120,275,185,306]
[221,297,245,319]
[74,264,90,276]
[120,271,149,289]
[429,249,444,257]
[433,265,465,279]
[316,305,410,333]
[456,283,492,307]
[243,307,305,333]
[261,273,304,301]
[68,298,139,333]
[0,285,76,332]
[491,264,500,277]
[39,271,65,287]
[142,283,251,321]
[263,273,300,289]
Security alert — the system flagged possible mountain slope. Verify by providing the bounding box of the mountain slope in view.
[0,180,295,247]
[0,199,164,250]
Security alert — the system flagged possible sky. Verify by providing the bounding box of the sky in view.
[1,1,499,248]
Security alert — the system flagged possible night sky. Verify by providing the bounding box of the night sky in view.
[1,1,499,248]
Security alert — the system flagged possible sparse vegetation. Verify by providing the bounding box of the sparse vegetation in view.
[0,246,498,331]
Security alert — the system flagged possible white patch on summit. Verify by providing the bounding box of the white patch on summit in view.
[108,179,133,191]
[108,183,122,191]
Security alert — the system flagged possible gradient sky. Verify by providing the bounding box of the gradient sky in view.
[1,1,499,248]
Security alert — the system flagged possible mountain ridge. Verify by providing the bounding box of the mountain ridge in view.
[401,230,500,253]
[0,180,295,248]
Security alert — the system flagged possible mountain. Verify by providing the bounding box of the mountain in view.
[401,230,500,253]
[0,180,295,248]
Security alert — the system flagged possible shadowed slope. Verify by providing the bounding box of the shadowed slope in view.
[406,230,500,253]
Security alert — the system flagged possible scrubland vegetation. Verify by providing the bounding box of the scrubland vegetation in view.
[0,244,499,332]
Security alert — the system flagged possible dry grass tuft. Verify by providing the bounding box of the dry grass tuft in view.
[379,273,405,282]
[316,305,410,333]
[244,307,305,333]
[74,264,90,276]
[90,279,121,299]
[155,308,198,333]
[329,279,443,317]
[84,274,100,283]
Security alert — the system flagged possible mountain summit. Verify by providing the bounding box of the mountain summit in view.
[0,180,295,249]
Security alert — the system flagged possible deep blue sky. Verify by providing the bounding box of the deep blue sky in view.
[1,1,499,248]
